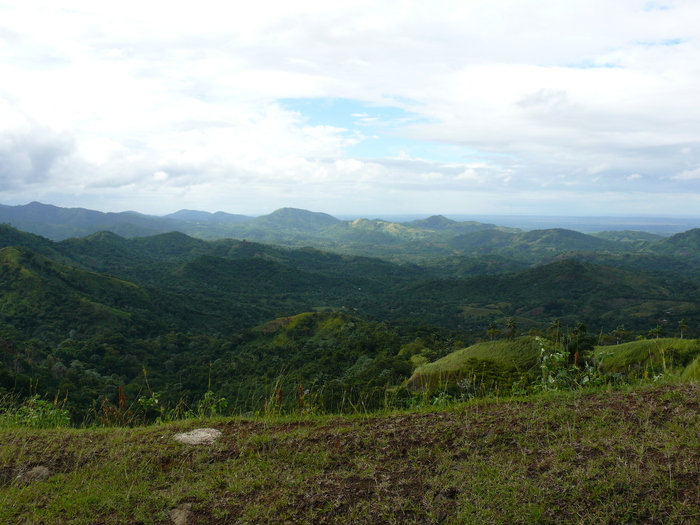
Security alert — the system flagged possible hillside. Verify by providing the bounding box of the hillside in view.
[0,246,158,342]
[447,228,623,260]
[407,337,542,391]
[653,228,700,258]
[383,259,700,332]
[3,226,700,337]
[3,383,700,524]
[0,202,172,239]
[7,202,700,270]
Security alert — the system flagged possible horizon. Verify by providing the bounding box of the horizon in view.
[8,199,700,221]
[4,200,700,235]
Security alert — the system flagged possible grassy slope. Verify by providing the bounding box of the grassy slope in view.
[407,337,541,391]
[408,337,700,392]
[594,338,700,375]
[2,383,700,524]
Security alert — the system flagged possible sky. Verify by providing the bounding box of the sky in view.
[1,0,700,217]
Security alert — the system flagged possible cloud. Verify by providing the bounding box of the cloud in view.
[0,125,75,190]
[0,0,700,215]
[673,167,700,180]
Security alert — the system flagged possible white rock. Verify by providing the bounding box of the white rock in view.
[173,428,222,445]
[169,503,193,525]
[16,466,51,484]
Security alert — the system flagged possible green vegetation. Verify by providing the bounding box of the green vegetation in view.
[0,220,700,424]
[407,337,541,393]
[596,338,700,377]
[3,213,700,521]
[3,384,700,523]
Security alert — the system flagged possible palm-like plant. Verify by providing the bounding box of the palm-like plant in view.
[678,318,689,340]
[568,323,589,366]
[506,317,518,339]
[549,318,562,344]
[486,322,500,341]
[648,325,663,339]
[611,325,625,345]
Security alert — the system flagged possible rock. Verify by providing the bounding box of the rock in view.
[16,466,51,484]
[173,428,222,445]
[169,503,193,525]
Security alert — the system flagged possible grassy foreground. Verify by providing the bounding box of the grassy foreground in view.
[3,383,700,524]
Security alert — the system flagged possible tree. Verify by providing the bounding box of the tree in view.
[648,325,663,340]
[486,323,500,341]
[611,325,625,345]
[678,319,689,340]
[548,318,562,344]
[505,318,518,339]
[567,323,591,366]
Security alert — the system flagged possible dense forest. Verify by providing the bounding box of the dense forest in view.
[1,205,700,424]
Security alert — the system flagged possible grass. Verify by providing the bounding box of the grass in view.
[407,336,541,391]
[594,338,700,376]
[4,382,700,523]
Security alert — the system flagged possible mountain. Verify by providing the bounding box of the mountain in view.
[592,230,665,243]
[653,228,700,258]
[164,209,252,223]
[324,219,424,244]
[406,215,517,235]
[407,214,456,229]
[0,246,157,343]
[382,259,700,332]
[0,202,174,239]
[447,228,621,260]
[251,208,340,232]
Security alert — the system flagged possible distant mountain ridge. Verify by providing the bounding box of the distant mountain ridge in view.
[2,202,700,265]
[163,209,252,223]
[0,202,518,246]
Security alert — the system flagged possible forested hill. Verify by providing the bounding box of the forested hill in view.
[1,222,700,423]
[1,224,699,337]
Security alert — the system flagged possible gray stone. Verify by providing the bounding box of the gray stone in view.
[16,466,51,484]
[173,428,222,445]
[169,503,193,525]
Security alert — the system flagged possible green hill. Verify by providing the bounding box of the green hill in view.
[594,338,700,377]
[384,259,700,332]
[592,230,665,244]
[0,246,155,342]
[406,337,541,391]
[653,228,700,258]
[252,207,340,233]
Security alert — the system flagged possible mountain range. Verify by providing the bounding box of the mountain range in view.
[4,201,700,265]
[2,204,700,420]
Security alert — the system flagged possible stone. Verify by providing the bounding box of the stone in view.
[169,503,193,525]
[173,428,222,445]
[16,466,51,484]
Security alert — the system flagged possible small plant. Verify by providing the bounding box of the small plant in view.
[191,390,228,418]
[532,337,606,393]
[0,394,71,428]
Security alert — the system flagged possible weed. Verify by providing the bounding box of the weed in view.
[0,393,70,429]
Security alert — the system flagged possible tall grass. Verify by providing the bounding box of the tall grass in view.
[0,392,71,429]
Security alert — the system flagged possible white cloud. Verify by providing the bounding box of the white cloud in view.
[673,167,700,180]
[1,0,700,215]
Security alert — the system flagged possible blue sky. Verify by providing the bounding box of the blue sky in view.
[279,97,444,160]
[1,0,700,217]
[278,97,484,164]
